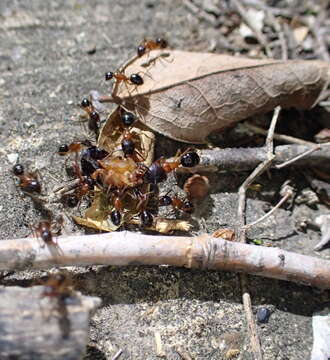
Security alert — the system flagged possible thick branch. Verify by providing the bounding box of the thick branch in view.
[0,286,101,360]
[1,232,329,289]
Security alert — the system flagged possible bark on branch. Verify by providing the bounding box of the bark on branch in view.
[0,286,101,360]
[1,232,329,289]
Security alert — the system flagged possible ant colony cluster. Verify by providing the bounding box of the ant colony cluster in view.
[13,37,203,236]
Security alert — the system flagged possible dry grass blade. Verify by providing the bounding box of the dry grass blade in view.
[102,50,330,143]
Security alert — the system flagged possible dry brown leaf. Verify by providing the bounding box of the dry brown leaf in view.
[106,50,330,143]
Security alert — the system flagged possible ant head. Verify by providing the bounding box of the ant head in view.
[85,176,96,190]
[89,111,100,122]
[58,144,69,155]
[180,151,200,167]
[105,71,114,81]
[137,45,146,57]
[110,209,121,226]
[156,38,167,48]
[121,111,135,127]
[81,98,90,108]
[144,162,167,184]
[65,194,79,208]
[41,228,52,243]
[130,73,143,85]
[159,195,172,206]
[182,200,194,214]
[13,164,24,176]
[140,210,153,227]
[121,138,135,156]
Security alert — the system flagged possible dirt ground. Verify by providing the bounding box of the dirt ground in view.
[0,1,330,359]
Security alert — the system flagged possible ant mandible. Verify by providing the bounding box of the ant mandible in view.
[12,164,41,193]
[137,38,168,57]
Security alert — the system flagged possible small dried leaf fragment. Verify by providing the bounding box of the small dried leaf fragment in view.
[112,50,330,143]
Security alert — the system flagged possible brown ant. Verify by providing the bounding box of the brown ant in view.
[120,129,145,162]
[159,193,194,214]
[80,97,100,135]
[65,161,96,207]
[144,150,200,185]
[12,164,41,193]
[41,272,75,339]
[105,70,144,86]
[137,38,168,57]
[109,189,126,226]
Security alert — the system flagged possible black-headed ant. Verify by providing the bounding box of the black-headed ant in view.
[13,164,41,193]
[109,189,126,226]
[159,193,194,214]
[137,38,168,57]
[144,150,200,185]
[80,97,100,135]
[105,71,144,86]
[41,272,76,339]
[80,145,108,177]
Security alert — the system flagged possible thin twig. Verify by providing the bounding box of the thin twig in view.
[236,106,281,360]
[275,145,321,169]
[244,122,316,146]
[244,185,293,229]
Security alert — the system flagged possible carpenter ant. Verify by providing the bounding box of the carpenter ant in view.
[109,190,126,226]
[139,209,154,227]
[58,142,85,156]
[80,146,108,177]
[144,150,200,185]
[41,272,75,339]
[159,193,194,214]
[105,71,144,86]
[80,97,100,134]
[120,129,144,162]
[34,220,55,245]
[137,38,168,57]
[12,164,41,193]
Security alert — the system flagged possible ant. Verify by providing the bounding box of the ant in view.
[137,38,168,57]
[69,161,96,207]
[159,193,194,214]
[80,97,100,135]
[80,145,108,177]
[12,163,41,193]
[58,142,85,157]
[41,272,75,339]
[105,71,144,86]
[31,216,63,251]
[109,189,126,226]
[121,129,144,162]
[143,150,200,185]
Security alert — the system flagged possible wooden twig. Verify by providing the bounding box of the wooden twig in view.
[0,232,329,289]
[236,106,280,360]
[196,143,330,172]
[231,0,273,57]
[0,286,101,360]
[244,122,316,146]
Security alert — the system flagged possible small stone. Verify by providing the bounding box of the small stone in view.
[7,153,19,164]
[257,307,271,323]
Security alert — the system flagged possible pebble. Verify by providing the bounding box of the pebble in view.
[7,153,19,164]
[257,307,271,324]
